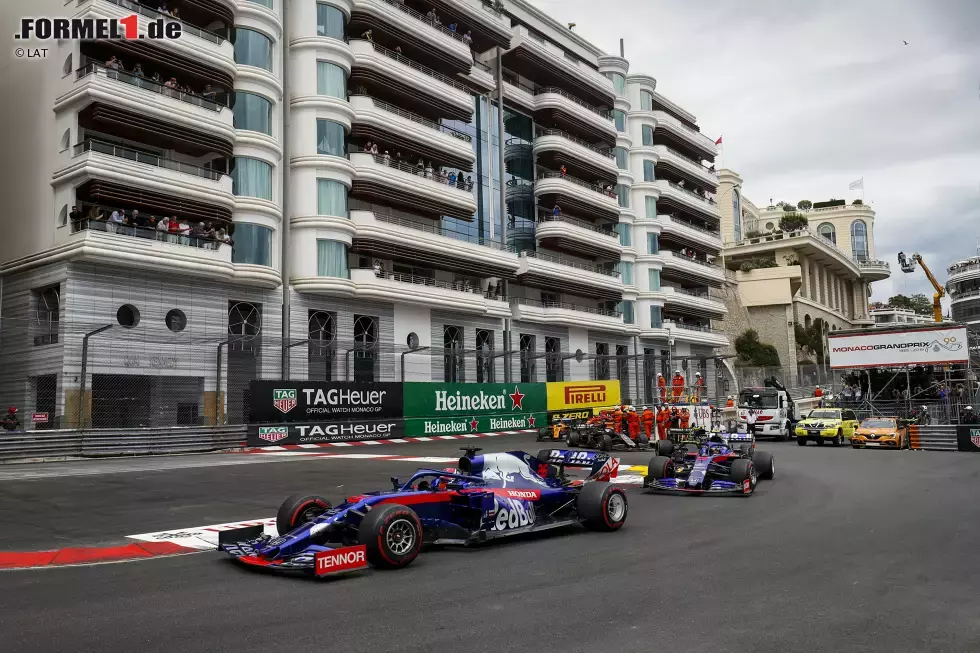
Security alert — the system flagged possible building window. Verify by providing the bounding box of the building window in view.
[33,286,60,346]
[317,119,347,157]
[650,305,662,328]
[605,72,626,95]
[234,28,273,71]
[519,333,535,383]
[317,179,348,217]
[249,0,274,7]
[850,220,868,260]
[316,240,349,277]
[613,146,628,170]
[643,160,655,182]
[640,90,653,111]
[317,61,347,98]
[353,315,378,382]
[617,223,632,247]
[642,124,654,146]
[620,300,635,324]
[595,343,610,380]
[616,344,629,390]
[444,325,464,383]
[645,196,657,219]
[612,109,626,132]
[648,268,660,290]
[231,157,273,200]
[819,222,836,244]
[648,232,659,254]
[616,184,629,208]
[476,329,494,383]
[232,223,273,266]
[545,336,563,382]
[308,310,335,381]
[618,261,634,285]
[231,92,272,135]
[316,3,346,40]
[732,189,742,242]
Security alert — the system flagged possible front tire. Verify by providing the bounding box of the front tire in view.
[567,430,581,447]
[358,504,423,569]
[833,431,843,447]
[797,437,808,446]
[752,450,775,480]
[645,455,674,483]
[276,494,332,536]
[729,458,758,492]
[577,482,628,531]
[599,433,612,451]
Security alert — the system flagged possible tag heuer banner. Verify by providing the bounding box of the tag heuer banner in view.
[401,382,547,419]
[403,412,546,438]
[248,419,405,446]
[249,381,403,424]
[546,380,621,411]
[956,425,980,453]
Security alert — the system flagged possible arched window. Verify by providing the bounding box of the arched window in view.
[818,222,836,244]
[732,189,742,242]
[850,220,868,260]
[804,314,812,328]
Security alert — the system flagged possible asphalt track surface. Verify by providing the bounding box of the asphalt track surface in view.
[2,434,980,652]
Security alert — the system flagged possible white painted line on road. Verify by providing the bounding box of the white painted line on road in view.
[415,437,434,442]
[359,440,382,445]
[297,444,320,449]
[330,442,354,447]
[387,439,409,443]
[437,436,458,440]
[460,434,479,438]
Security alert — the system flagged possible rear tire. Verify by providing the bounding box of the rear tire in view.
[655,439,675,456]
[276,494,332,536]
[577,482,628,531]
[752,451,775,480]
[358,504,422,569]
[645,455,673,483]
[599,433,612,451]
[797,437,808,446]
[567,430,581,447]
[638,433,649,447]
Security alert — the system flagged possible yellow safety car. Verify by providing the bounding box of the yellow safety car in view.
[850,417,910,449]
[794,408,860,447]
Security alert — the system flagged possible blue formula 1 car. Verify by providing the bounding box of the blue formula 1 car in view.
[643,434,775,496]
[218,447,628,577]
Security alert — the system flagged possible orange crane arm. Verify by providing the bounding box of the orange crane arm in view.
[912,253,945,322]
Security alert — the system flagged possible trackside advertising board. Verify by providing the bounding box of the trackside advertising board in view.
[546,380,622,411]
[827,327,969,369]
[402,382,546,437]
[247,419,404,446]
[249,381,403,423]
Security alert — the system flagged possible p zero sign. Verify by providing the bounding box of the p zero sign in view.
[546,380,622,411]
[827,326,969,369]
[249,381,403,424]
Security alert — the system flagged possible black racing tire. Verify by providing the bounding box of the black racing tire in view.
[357,504,423,569]
[646,455,673,483]
[729,458,757,492]
[599,433,613,451]
[567,430,581,447]
[638,433,649,447]
[655,439,674,456]
[276,494,332,536]
[536,427,550,441]
[577,482,628,531]
[752,450,775,480]
[797,437,808,446]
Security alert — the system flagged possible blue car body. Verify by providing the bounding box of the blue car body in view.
[219,449,624,574]
[643,436,762,496]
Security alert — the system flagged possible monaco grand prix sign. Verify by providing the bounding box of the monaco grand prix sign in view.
[827,326,969,369]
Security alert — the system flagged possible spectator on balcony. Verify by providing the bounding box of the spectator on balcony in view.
[133,63,145,79]
[373,260,383,277]
[168,215,181,240]
[552,204,562,217]
[416,158,424,175]
[107,208,125,233]
[463,31,473,46]
[466,175,474,190]
[170,7,179,18]
[179,218,191,244]
[164,77,178,94]
[448,171,457,186]
[383,150,391,165]
[202,84,217,102]
[370,142,379,155]
[132,209,149,229]
[361,29,373,42]
[560,164,567,178]
[69,205,83,230]
[425,162,433,178]
[365,140,373,154]
[157,216,170,237]
[395,45,403,55]
[448,23,457,32]
[151,71,163,84]
[106,56,122,71]
[426,8,437,24]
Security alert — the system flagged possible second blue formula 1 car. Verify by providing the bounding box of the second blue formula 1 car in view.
[643,434,775,496]
[218,447,628,578]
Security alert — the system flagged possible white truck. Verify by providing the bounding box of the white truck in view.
[736,382,796,441]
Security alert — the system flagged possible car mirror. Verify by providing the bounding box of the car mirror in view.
[391,476,401,490]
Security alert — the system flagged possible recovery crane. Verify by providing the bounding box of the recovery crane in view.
[896,251,944,322]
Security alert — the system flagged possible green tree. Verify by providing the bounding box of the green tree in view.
[735,329,781,366]
[797,200,812,211]
[794,319,827,364]
[888,293,932,315]
[779,212,808,232]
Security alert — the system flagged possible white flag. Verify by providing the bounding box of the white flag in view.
[849,177,864,191]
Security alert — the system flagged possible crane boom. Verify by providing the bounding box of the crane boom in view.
[911,253,945,322]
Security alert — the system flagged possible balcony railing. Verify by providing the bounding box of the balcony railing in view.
[665,250,723,271]
[667,321,721,333]
[364,268,486,295]
[364,206,510,250]
[379,0,468,42]
[536,128,613,158]
[661,215,721,238]
[949,259,980,275]
[534,86,613,121]
[664,286,709,299]
[654,111,714,148]
[535,212,618,238]
[71,217,226,249]
[950,288,980,301]
[474,60,492,73]
[84,0,226,44]
[666,181,717,207]
[73,139,227,181]
[854,258,890,271]
[520,250,619,277]
[511,296,622,318]
[479,0,505,18]
[657,144,716,173]
[357,40,469,92]
[355,95,472,142]
[538,170,618,200]
[351,146,475,190]
[76,61,226,111]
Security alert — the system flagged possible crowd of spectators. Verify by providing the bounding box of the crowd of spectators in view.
[103,55,219,103]
[71,204,232,249]
[363,141,476,191]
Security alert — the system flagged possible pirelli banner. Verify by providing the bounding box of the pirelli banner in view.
[401,382,547,438]
[248,381,403,424]
[828,326,969,369]
[546,381,622,412]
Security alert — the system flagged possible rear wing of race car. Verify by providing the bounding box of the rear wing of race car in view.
[535,449,619,481]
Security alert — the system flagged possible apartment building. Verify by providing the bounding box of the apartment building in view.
[716,169,890,378]
[0,0,726,426]
[947,254,980,328]
[870,306,933,328]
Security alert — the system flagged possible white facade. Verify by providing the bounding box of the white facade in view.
[947,255,980,327]
[870,307,933,327]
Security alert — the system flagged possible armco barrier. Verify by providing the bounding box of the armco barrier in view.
[909,425,958,451]
[0,425,246,463]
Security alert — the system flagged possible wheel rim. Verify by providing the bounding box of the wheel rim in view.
[750,466,758,487]
[299,505,324,524]
[385,518,417,555]
[770,458,775,478]
[606,493,626,522]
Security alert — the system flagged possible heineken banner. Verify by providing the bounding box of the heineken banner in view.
[247,419,405,446]
[403,412,546,438]
[249,381,403,424]
[402,382,547,419]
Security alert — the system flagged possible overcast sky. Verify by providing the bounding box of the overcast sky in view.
[529,0,980,308]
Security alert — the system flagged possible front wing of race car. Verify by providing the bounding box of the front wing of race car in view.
[643,476,753,496]
[219,526,369,576]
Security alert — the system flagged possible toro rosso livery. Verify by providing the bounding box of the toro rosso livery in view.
[643,434,775,496]
[218,448,627,577]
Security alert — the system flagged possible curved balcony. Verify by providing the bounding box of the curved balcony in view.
[535,214,622,258]
[533,129,618,181]
[661,286,727,317]
[658,214,723,253]
[509,26,614,109]
[651,111,717,158]
[352,0,474,70]
[510,296,626,332]
[660,250,726,286]
[329,268,510,316]
[349,39,472,119]
[430,0,512,48]
[654,179,721,222]
[534,172,621,221]
[517,250,622,299]
[947,257,980,284]
[664,320,729,347]
[349,95,475,170]
[854,258,891,281]
[504,137,532,164]
[652,145,718,190]
[533,87,617,145]
[350,151,477,219]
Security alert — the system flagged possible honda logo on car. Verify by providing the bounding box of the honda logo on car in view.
[257,427,288,443]
[564,384,606,404]
[315,545,368,576]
